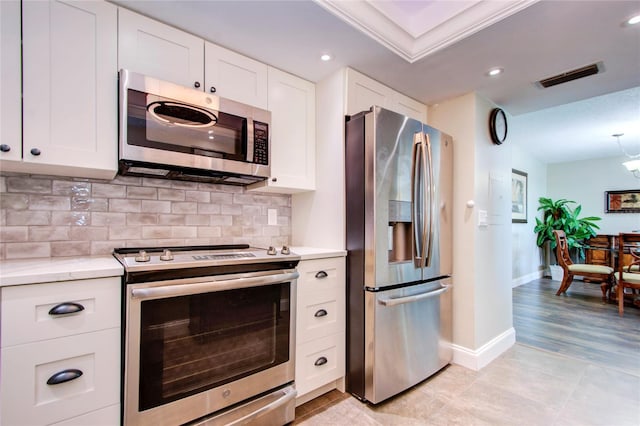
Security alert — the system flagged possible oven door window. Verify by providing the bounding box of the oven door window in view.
[126,89,247,161]
[138,283,290,411]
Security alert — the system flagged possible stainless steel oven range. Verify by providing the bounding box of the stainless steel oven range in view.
[113,245,300,426]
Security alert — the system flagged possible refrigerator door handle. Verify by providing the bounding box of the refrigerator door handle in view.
[424,132,435,267]
[411,133,428,268]
[378,285,451,307]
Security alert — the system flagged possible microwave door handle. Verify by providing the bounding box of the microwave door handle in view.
[131,271,299,300]
[423,133,435,267]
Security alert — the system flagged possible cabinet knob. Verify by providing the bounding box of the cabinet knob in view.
[315,270,328,279]
[46,369,83,385]
[194,81,201,88]
[0,144,10,152]
[30,148,41,156]
[314,357,328,367]
[271,177,277,182]
[210,86,216,93]
[48,302,85,316]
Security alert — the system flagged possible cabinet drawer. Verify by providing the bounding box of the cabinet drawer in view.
[51,404,120,426]
[296,257,344,296]
[1,328,121,426]
[295,332,345,397]
[296,288,344,343]
[1,277,121,347]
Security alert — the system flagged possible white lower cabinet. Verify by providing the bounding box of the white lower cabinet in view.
[295,256,346,402]
[0,277,121,425]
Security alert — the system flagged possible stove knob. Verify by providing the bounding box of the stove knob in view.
[281,245,290,255]
[134,250,150,262]
[267,246,277,255]
[160,249,174,261]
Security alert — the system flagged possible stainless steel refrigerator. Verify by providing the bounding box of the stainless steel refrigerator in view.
[345,106,453,404]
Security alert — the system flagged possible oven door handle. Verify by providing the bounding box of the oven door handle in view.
[226,386,297,426]
[130,271,299,300]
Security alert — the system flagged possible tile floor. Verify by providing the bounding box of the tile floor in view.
[293,343,640,425]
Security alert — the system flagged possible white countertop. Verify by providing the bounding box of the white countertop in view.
[289,247,347,260]
[0,256,123,287]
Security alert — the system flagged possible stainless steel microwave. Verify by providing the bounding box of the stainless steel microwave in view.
[118,69,270,185]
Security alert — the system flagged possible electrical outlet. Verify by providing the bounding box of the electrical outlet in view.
[267,209,277,226]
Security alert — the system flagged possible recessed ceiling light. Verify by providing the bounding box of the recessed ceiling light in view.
[627,14,640,25]
[320,53,332,61]
[487,67,503,77]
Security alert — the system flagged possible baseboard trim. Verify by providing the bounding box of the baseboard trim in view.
[512,270,544,288]
[451,327,516,371]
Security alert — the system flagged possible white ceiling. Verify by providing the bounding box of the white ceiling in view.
[113,0,640,164]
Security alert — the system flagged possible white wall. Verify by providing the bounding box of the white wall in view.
[429,93,514,361]
[512,145,547,286]
[547,155,640,234]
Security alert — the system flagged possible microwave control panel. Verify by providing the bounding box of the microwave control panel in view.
[253,121,269,165]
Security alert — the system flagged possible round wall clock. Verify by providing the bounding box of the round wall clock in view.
[489,108,508,145]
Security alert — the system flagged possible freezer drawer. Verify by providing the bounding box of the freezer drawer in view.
[364,281,452,404]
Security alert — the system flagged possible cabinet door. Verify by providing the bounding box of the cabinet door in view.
[204,42,268,109]
[118,7,204,89]
[346,68,393,116]
[248,67,315,193]
[0,0,21,163]
[392,92,427,122]
[21,0,117,179]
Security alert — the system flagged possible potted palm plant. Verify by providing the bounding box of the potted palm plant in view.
[534,197,602,279]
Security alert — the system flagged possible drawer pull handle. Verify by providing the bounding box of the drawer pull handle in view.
[48,302,85,316]
[314,309,328,317]
[314,357,328,367]
[47,369,83,385]
[315,271,328,279]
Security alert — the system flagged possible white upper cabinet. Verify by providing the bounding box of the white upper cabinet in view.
[249,67,316,193]
[118,8,204,89]
[0,0,21,163]
[204,42,268,109]
[10,0,118,179]
[346,68,426,122]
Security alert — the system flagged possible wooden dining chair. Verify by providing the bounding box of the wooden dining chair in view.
[616,233,640,315]
[552,230,615,302]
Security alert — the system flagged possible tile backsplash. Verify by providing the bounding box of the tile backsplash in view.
[0,173,291,260]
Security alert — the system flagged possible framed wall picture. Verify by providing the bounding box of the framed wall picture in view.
[605,189,640,213]
[511,169,527,223]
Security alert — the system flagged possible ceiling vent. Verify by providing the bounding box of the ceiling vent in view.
[536,62,603,88]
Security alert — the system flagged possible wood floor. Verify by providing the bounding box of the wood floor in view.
[513,277,640,377]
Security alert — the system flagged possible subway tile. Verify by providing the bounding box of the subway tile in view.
[142,226,172,239]
[185,215,210,226]
[6,177,51,194]
[69,226,108,241]
[221,226,243,238]
[52,211,91,226]
[0,226,28,242]
[5,242,51,259]
[171,226,197,239]
[197,226,222,238]
[209,215,233,226]
[52,181,90,196]
[0,176,6,192]
[91,212,127,226]
[142,177,173,188]
[141,200,171,213]
[109,226,142,240]
[111,175,142,186]
[158,188,186,201]
[28,195,71,211]
[109,199,141,213]
[127,186,158,200]
[126,213,158,226]
[209,192,234,204]
[232,216,253,227]
[92,183,126,198]
[72,197,108,212]
[0,243,5,260]
[263,226,280,237]
[28,226,71,241]
[51,241,91,257]
[241,226,262,237]
[242,205,263,216]
[91,240,125,255]
[170,180,198,190]
[198,203,221,214]
[0,193,29,210]
[0,210,5,226]
[172,202,198,214]
[158,214,186,226]
[221,204,242,215]
[6,210,51,226]
[186,190,210,203]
